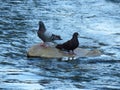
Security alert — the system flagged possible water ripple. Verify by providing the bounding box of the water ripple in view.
[0,0,120,89]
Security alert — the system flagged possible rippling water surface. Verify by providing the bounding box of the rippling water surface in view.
[0,0,120,89]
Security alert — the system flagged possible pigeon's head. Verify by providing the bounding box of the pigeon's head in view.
[39,21,44,25]
[73,32,79,38]
[39,21,44,26]
[38,21,46,32]
[51,34,62,40]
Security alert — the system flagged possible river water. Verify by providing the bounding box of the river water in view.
[0,0,120,90]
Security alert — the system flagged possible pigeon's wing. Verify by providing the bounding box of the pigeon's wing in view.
[40,31,53,42]
[62,40,72,48]
[44,31,52,38]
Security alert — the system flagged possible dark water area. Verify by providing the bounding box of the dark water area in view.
[0,0,120,89]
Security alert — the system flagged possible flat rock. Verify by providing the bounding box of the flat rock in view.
[27,44,101,59]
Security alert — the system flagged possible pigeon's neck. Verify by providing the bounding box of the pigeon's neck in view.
[72,35,77,40]
[71,36,79,43]
[39,24,46,32]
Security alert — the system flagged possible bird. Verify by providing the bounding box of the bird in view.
[56,32,79,54]
[37,21,62,47]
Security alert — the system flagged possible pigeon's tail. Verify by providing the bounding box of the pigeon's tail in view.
[56,44,63,50]
[51,34,62,41]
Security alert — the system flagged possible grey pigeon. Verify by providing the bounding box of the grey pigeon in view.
[37,21,62,47]
[56,32,79,54]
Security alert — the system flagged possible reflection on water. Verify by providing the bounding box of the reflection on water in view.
[0,0,120,89]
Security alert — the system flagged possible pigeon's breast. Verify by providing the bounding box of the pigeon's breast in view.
[38,31,52,42]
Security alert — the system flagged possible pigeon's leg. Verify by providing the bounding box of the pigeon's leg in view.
[68,50,76,55]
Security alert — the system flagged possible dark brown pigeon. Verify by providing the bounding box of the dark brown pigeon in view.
[37,21,62,47]
[56,32,79,54]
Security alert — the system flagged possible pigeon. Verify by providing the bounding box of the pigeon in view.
[37,21,62,47]
[56,32,79,54]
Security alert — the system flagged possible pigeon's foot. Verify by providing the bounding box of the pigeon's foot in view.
[39,43,49,48]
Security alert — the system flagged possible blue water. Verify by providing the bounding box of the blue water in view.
[0,0,120,89]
